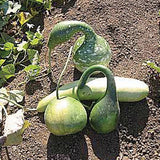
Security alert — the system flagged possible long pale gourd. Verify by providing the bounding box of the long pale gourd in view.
[37,77,149,112]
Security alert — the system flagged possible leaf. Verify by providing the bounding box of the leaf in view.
[0,87,8,124]
[8,90,24,106]
[0,105,2,123]
[4,42,14,51]
[0,87,9,105]
[30,8,39,16]
[0,59,5,67]
[29,0,43,3]
[44,0,52,10]
[1,109,31,146]
[0,49,10,58]
[0,1,9,15]
[26,31,34,40]
[17,12,33,26]
[24,64,41,80]
[30,38,40,46]
[0,32,15,43]
[27,49,39,64]
[17,41,29,51]
[146,61,160,73]
[0,79,6,88]
[0,18,7,31]
[35,31,43,39]
[1,64,15,79]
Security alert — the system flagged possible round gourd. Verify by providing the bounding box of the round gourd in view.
[47,20,111,72]
[44,97,87,136]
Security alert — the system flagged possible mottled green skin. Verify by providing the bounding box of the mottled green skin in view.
[77,65,120,134]
[73,35,111,72]
[44,97,87,136]
[48,20,111,72]
[89,94,119,133]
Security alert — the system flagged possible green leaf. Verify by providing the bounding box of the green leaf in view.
[26,31,34,40]
[29,0,43,3]
[24,64,40,80]
[0,18,7,30]
[146,61,160,73]
[44,0,52,10]
[27,49,39,64]
[30,38,40,46]
[0,59,5,67]
[0,49,10,58]
[4,42,14,51]
[0,79,6,88]
[35,32,43,39]
[0,32,15,43]
[8,90,24,106]
[1,64,15,79]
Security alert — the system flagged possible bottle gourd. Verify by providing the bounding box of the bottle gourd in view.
[77,65,120,133]
[44,48,87,136]
[47,20,111,72]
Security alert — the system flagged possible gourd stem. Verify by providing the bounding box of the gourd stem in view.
[47,48,52,73]
[77,65,117,103]
[0,96,24,109]
[48,21,96,50]
[1,105,8,117]
[56,47,72,100]
[0,96,37,112]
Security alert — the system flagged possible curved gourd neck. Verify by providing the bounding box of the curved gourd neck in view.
[48,20,96,50]
[77,65,117,102]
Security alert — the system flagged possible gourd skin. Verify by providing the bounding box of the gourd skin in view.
[37,77,149,113]
[44,97,87,136]
[73,35,111,72]
[89,95,119,133]
[77,65,120,133]
[47,20,111,72]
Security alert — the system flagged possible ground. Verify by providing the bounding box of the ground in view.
[1,0,160,160]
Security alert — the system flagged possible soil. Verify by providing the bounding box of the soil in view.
[1,0,160,160]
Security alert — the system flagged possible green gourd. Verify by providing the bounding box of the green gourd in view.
[47,20,111,72]
[44,48,87,136]
[77,65,120,133]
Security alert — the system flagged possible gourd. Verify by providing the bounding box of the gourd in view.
[77,65,119,133]
[44,49,87,136]
[37,76,149,112]
[47,20,111,72]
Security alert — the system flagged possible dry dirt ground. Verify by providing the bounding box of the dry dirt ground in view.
[1,0,160,160]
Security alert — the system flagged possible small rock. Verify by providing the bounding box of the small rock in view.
[123,156,130,160]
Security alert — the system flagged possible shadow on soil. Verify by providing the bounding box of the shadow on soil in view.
[53,0,77,13]
[25,80,43,95]
[87,126,120,160]
[47,132,88,160]
[119,99,149,137]
[148,72,160,107]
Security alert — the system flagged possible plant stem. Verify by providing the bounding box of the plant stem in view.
[0,97,24,109]
[56,46,72,99]
[1,105,8,117]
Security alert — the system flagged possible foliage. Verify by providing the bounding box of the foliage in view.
[145,61,160,73]
[0,87,31,146]
[0,0,46,87]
